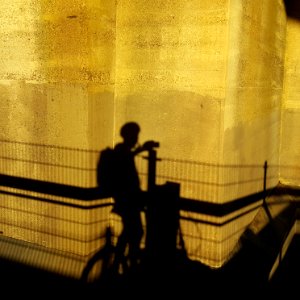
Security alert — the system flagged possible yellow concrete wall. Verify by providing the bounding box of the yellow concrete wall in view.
[280,17,300,185]
[0,0,115,151]
[113,0,229,268]
[114,0,228,200]
[223,0,286,200]
[0,0,116,264]
[0,0,291,274]
[216,0,286,267]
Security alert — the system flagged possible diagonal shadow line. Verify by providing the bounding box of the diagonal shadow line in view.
[0,202,110,225]
[0,189,110,210]
[0,234,88,262]
[0,174,274,221]
[0,156,95,172]
[154,156,265,168]
[272,184,300,197]
[0,174,107,201]
[140,171,268,186]
[156,174,274,187]
[0,217,108,244]
[181,203,262,227]
[179,188,272,217]
[0,139,99,153]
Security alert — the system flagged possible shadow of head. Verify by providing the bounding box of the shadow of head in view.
[120,122,141,148]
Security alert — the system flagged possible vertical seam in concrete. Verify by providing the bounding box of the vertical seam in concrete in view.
[220,0,232,203]
[278,7,288,183]
[112,0,118,148]
[216,0,232,263]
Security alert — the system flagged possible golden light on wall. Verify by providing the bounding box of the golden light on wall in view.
[280,17,300,185]
[0,0,293,280]
[0,0,116,278]
[0,0,40,80]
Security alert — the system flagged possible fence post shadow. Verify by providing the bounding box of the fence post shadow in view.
[143,181,184,272]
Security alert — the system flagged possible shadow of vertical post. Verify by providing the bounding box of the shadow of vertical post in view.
[147,148,159,192]
[263,160,273,221]
[143,147,181,276]
[144,182,180,273]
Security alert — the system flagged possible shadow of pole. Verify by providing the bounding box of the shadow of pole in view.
[142,147,187,276]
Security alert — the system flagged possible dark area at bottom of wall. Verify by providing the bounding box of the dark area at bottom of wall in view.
[0,233,299,298]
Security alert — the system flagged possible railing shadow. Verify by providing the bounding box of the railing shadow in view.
[0,139,297,292]
[0,168,274,284]
[284,0,300,20]
[0,174,109,207]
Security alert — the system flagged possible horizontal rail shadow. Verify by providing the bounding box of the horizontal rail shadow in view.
[0,174,107,201]
[0,174,274,222]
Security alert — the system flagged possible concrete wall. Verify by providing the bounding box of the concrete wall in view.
[215,0,286,267]
[113,0,229,267]
[280,16,300,185]
[0,0,116,269]
[0,0,291,274]
[114,0,228,200]
[223,0,286,200]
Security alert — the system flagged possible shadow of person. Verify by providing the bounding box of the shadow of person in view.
[97,122,159,275]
